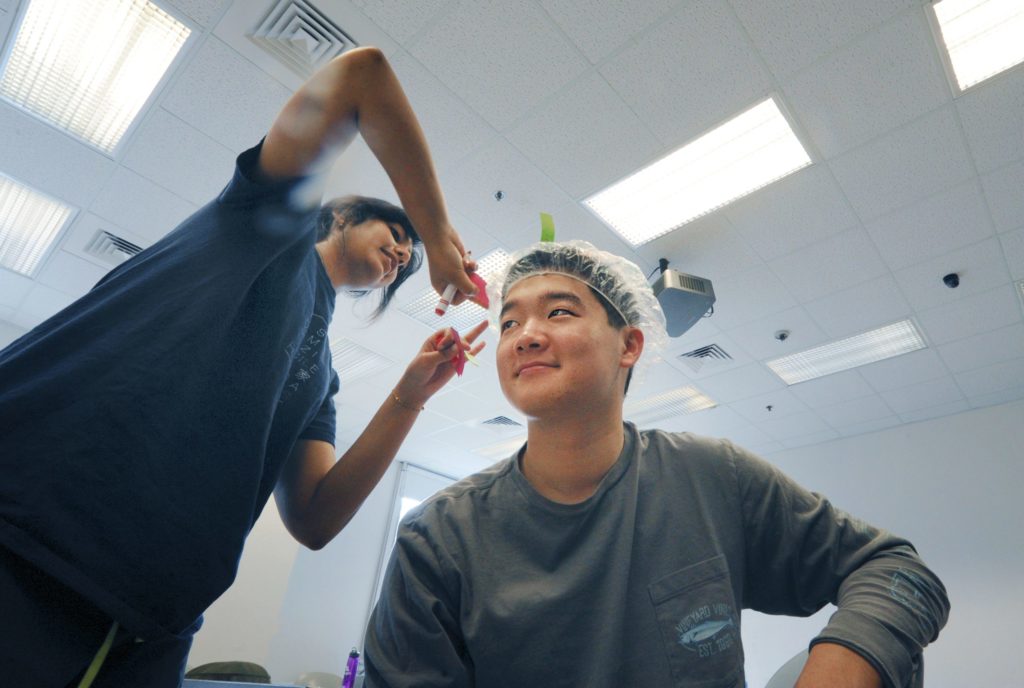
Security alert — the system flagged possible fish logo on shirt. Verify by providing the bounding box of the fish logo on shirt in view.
[675,603,738,658]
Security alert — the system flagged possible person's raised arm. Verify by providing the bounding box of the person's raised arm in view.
[273,322,487,550]
[260,46,476,300]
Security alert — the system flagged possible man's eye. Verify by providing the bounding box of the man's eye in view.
[500,320,517,332]
[550,308,573,317]
[390,227,401,241]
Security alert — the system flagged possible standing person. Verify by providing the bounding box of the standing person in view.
[0,46,484,686]
[364,240,949,688]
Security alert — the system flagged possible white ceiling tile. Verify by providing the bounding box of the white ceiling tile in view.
[121,108,237,206]
[859,348,949,392]
[598,0,771,146]
[14,284,76,328]
[443,138,574,249]
[731,389,810,424]
[781,429,842,450]
[966,384,1024,411]
[627,360,701,398]
[637,215,763,281]
[0,102,115,208]
[916,283,1023,346]
[829,106,975,221]
[388,51,494,174]
[980,161,1024,233]
[507,72,662,199]
[1000,227,1024,280]
[162,37,293,153]
[408,2,589,132]
[789,370,876,409]
[834,414,902,438]
[782,10,949,157]
[803,275,913,340]
[730,0,919,78]
[865,181,994,271]
[163,0,229,27]
[698,264,797,331]
[539,0,680,64]
[999,227,1024,280]
[956,64,1024,174]
[721,424,776,450]
[816,393,894,428]
[90,168,198,243]
[724,305,829,361]
[768,227,889,301]
[757,409,832,441]
[697,362,785,403]
[662,315,722,356]
[892,238,1012,311]
[34,251,108,297]
[955,358,1024,398]
[351,0,451,43]
[879,375,965,414]
[0,268,33,309]
[670,405,749,438]
[898,399,971,424]
[724,165,858,262]
[938,323,1024,374]
[58,212,152,272]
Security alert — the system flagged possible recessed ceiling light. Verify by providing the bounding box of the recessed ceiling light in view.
[766,320,927,385]
[400,248,510,331]
[932,0,1024,92]
[583,97,811,247]
[625,386,717,425]
[0,172,75,276]
[0,0,191,153]
[330,337,394,386]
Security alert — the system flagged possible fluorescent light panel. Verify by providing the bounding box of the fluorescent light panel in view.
[584,98,811,247]
[330,337,394,386]
[0,173,74,276]
[625,386,717,424]
[400,248,511,331]
[933,0,1024,91]
[0,0,190,153]
[767,320,927,385]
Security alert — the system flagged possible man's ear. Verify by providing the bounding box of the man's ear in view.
[620,326,644,368]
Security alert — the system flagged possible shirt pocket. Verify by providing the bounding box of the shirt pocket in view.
[648,554,744,688]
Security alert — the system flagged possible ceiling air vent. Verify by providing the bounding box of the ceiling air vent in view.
[84,230,142,266]
[249,0,358,78]
[677,343,732,374]
[481,415,522,429]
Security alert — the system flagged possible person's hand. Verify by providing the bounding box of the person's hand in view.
[794,643,883,688]
[394,321,488,408]
[423,225,478,306]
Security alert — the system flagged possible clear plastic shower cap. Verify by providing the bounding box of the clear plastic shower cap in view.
[487,240,668,368]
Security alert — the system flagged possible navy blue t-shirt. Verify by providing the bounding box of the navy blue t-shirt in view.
[0,143,340,639]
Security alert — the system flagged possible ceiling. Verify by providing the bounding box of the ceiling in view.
[1,0,1022,478]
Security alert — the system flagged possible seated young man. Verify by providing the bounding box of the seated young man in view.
[363,240,949,688]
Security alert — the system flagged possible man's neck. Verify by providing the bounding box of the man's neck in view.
[520,407,625,505]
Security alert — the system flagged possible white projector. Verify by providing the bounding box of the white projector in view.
[651,268,715,337]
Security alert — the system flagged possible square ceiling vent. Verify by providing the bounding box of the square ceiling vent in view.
[249,0,358,77]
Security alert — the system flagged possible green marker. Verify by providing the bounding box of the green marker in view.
[540,212,555,242]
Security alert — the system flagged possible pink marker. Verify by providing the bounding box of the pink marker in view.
[434,284,457,316]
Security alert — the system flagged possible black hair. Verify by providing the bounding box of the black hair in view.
[316,195,423,319]
[589,286,635,396]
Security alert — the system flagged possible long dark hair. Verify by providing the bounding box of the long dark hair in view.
[317,195,423,318]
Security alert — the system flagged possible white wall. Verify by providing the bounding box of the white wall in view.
[191,400,1024,687]
[188,461,401,682]
[741,398,1024,688]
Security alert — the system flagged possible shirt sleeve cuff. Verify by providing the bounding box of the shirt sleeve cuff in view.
[812,608,913,688]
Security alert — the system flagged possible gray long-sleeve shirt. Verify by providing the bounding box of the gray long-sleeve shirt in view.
[365,424,948,687]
